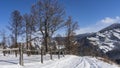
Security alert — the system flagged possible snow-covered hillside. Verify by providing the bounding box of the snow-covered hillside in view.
[87,23,120,53]
[0,55,119,68]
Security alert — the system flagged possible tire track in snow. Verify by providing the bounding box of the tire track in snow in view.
[75,57,91,68]
[73,57,102,68]
[73,57,83,68]
[85,57,100,68]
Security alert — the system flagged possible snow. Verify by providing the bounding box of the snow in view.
[113,32,120,39]
[104,42,114,48]
[88,28,120,53]
[97,32,105,37]
[87,37,98,41]
[90,42,97,45]
[0,54,119,68]
[56,45,65,49]
[88,37,114,53]
[99,45,113,53]
[114,29,120,33]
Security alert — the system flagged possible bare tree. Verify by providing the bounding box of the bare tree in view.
[10,34,15,48]
[23,13,36,56]
[31,0,65,52]
[0,30,7,56]
[55,34,62,59]
[8,10,23,57]
[55,34,66,58]
[65,16,79,54]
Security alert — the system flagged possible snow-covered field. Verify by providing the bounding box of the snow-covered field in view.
[0,54,119,68]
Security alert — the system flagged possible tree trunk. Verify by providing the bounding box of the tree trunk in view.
[3,46,6,56]
[50,48,52,60]
[62,49,65,57]
[58,49,60,59]
[26,29,29,56]
[29,34,32,55]
[44,20,49,52]
[41,48,43,63]
[44,36,48,52]
[15,30,18,57]
[19,43,24,66]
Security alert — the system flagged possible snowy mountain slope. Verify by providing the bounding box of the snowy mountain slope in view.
[0,55,119,68]
[87,23,120,53]
[75,23,120,64]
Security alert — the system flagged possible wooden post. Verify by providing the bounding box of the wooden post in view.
[3,46,6,56]
[19,43,24,66]
[62,49,65,57]
[58,49,60,59]
[15,44,18,57]
[41,48,43,63]
[64,48,66,55]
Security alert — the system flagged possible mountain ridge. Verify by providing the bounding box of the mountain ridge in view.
[76,23,120,64]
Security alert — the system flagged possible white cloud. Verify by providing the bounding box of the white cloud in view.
[76,16,120,34]
[100,16,120,24]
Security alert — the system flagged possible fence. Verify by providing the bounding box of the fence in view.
[0,44,65,66]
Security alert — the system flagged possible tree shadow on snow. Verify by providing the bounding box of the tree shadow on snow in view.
[0,60,17,64]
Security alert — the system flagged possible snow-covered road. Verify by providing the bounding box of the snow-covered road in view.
[0,54,119,68]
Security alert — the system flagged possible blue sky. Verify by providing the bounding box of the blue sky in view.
[0,0,120,34]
